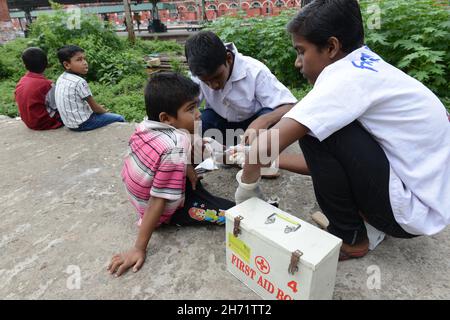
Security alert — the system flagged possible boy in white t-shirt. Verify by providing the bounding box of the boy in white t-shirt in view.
[185,31,298,146]
[235,0,450,260]
[55,45,125,131]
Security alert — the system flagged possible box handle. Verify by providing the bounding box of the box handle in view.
[233,215,244,237]
[265,213,301,233]
[288,250,303,275]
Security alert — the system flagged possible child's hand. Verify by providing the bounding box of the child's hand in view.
[107,247,146,277]
[187,164,203,190]
[100,105,110,113]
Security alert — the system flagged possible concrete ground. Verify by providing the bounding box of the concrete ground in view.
[0,117,449,300]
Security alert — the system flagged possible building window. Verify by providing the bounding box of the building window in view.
[251,2,262,8]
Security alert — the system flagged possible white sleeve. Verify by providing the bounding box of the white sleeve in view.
[283,69,372,141]
[76,79,92,100]
[255,71,298,110]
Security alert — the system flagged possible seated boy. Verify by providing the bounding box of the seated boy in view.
[185,31,298,146]
[14,47,63,130]
[108,72,235,277]
[55,45,125,131]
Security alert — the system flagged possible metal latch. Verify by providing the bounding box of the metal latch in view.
[288,250,303,275]
[233,215,244,237]
[265,213,301,233]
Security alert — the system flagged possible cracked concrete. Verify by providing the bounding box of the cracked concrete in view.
[0,117,449,300]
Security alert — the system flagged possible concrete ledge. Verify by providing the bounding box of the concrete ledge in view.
[0,118,449,299]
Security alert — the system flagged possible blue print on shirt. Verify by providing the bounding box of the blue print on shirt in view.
[352,53,380,72]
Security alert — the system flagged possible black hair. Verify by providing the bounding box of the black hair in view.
[21,47,48,73]
[57,45,85,66]
[145,72,200,121]
[185,31,228,77]
[287,0,364,53]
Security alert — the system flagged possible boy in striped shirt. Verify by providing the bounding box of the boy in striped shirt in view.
[55,45,125,131]
[108,72,235,277]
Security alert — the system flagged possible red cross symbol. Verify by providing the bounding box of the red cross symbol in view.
[255,256,270,274]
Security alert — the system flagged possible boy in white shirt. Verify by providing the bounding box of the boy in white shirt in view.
[55,45,125,131]
[236,0,450,260]
[185,31,298,146]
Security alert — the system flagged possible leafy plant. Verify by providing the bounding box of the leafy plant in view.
[0,80,20,117]
[208,1,449,110]
[360,0,449,102]
[0,38,28,81]
[134,39,183,55]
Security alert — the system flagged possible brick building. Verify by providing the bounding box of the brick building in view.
[0,0,16,43]
[6,0,301,31]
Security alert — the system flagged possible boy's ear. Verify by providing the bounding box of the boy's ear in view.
[159,112,175,125]
[62,61,70,70]
[327,37,342,60]
[225,51,233,65]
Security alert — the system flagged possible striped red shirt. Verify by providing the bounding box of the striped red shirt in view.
[121,120,191,226]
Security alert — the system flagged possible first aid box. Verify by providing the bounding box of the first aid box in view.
[225,198,342,300]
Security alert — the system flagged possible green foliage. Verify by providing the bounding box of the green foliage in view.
[0,38,28,81]
[209,1,449,107]
[134,39,183,55]
[0,80,20,117]
[289,85,312,101]
[90,74,147,122]
[360,0,449,101]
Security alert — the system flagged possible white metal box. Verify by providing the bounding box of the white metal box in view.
[225,198,342,300]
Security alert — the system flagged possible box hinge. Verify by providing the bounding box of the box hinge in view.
[288,250,303,275]
[233,215,244,237]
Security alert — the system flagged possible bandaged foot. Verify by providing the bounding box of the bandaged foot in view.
[235,169,265,204]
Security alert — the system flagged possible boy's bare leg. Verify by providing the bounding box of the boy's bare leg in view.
[278,154,310,175]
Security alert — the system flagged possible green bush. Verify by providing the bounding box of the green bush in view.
[360,0,449,103]
[0,80,20,117]
[134,38,183,55]
[208,0,449,108]
[0,38,28,81]
[90,74,147,122]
